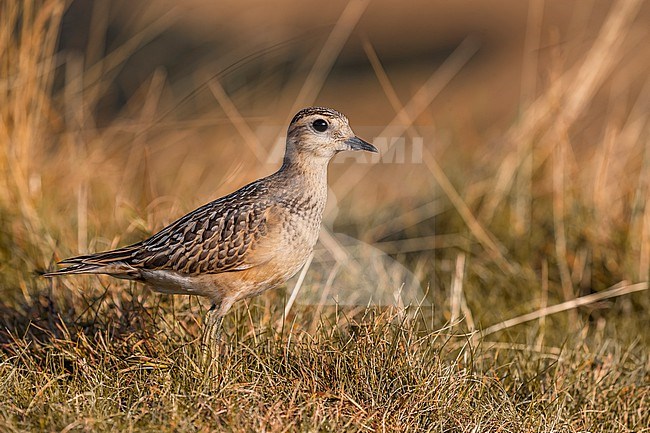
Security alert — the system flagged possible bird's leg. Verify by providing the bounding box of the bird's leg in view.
[201,304,224,366]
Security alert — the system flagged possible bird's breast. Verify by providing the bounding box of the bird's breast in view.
[280,194,325,244]
[261,192,324,277]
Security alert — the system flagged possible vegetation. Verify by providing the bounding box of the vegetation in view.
[1,0,648,431]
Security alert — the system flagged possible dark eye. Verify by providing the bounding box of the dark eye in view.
[312,119,329,132]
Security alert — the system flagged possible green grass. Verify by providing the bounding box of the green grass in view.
[1,0,649,431]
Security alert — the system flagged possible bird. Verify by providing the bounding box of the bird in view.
[45,106,377,347]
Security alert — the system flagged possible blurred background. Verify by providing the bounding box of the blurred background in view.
[1,0,649,342]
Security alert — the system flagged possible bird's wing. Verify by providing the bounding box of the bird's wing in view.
[50,180,276,276]
[131,181,274,275]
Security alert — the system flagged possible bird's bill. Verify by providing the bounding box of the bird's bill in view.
[345,136,378,153]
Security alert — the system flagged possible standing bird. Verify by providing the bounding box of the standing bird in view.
[45,107,377,345]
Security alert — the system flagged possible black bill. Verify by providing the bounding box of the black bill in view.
[345,136,378,153]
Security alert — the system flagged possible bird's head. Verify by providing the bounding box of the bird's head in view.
[284,107,377,164]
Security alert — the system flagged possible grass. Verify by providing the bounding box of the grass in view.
[1,0,649,431]
[1,298,648,431]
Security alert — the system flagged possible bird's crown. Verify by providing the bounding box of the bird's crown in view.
[289,106,347,126]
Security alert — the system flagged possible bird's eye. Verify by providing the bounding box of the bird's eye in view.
[312,119,329,132]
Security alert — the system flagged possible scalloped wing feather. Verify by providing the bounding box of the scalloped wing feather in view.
[48,180,274,277]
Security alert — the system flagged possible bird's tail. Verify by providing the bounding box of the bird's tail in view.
[43,244,141,278]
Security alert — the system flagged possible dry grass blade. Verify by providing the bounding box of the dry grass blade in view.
[289,0,370,115]
[206,77,267,162]
[481,281,649,337]
[513,0,544,235]
[536,259,549,350]
[364,199,446,242]
[361,35,412,127]
[282,252,314,321]
[551,132,577,325]
[374,234,472,254]
[423,148,514,273]
[450,252,465,324]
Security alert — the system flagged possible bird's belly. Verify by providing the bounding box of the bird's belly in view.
[139,269,200,294]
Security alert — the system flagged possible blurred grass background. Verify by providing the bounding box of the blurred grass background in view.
[1,0,649,431]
